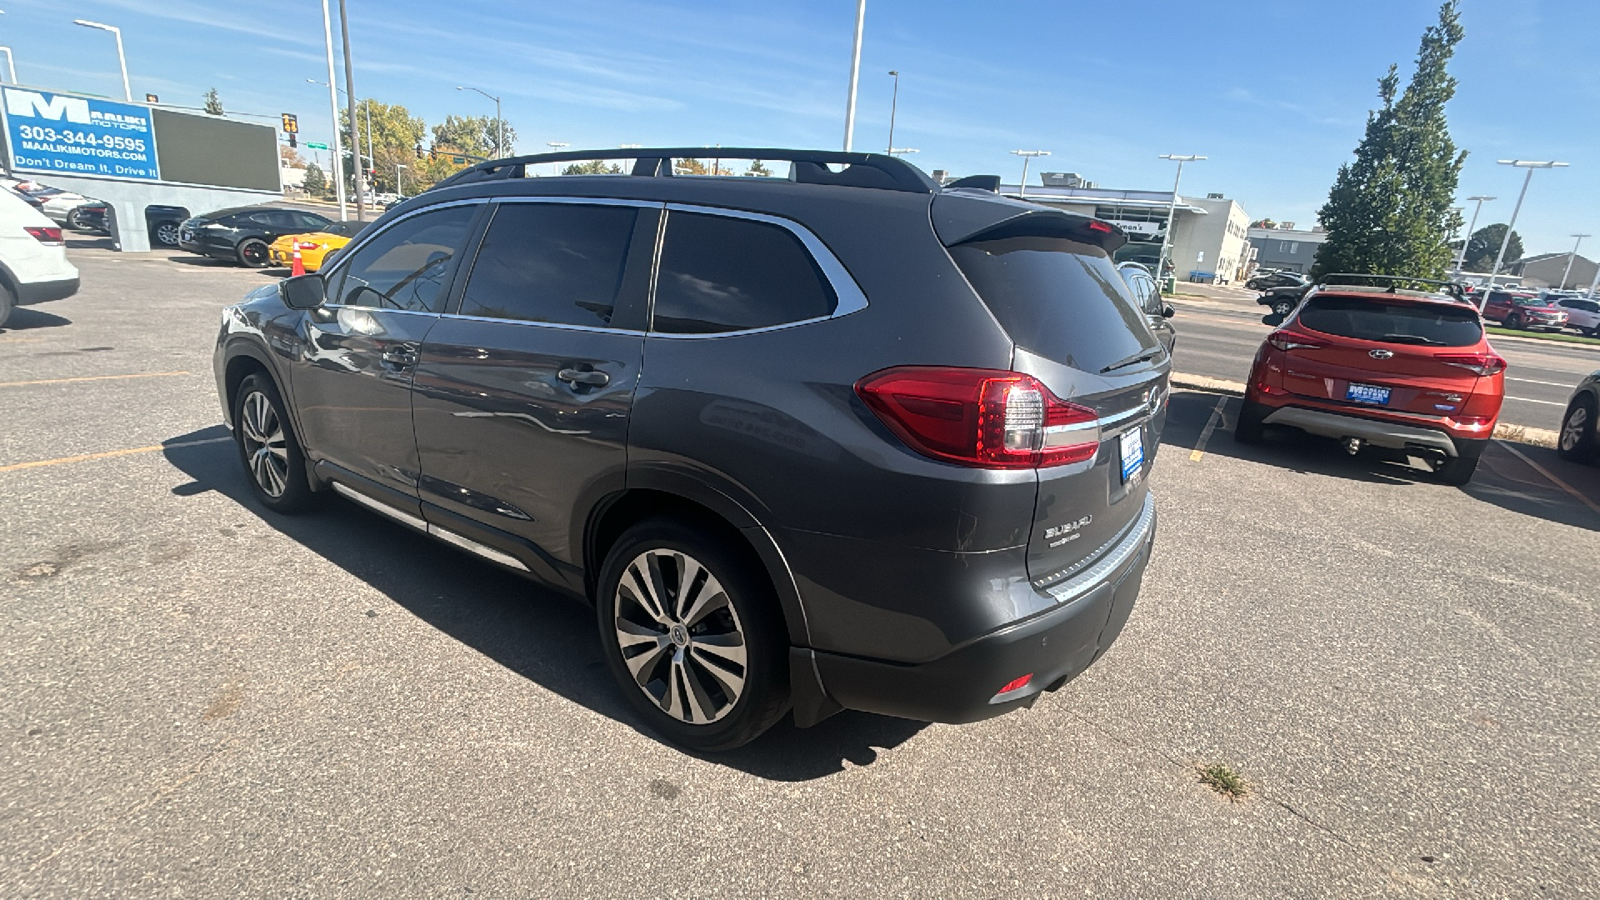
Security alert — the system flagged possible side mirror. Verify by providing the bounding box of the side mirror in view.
[281,273,327,310]
[1161,304,1175,319]
[1262,312,1285,327]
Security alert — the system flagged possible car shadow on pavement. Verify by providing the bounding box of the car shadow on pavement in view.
[161,426,923,780]
[1160,390,1600,532]
[0,307,72,332]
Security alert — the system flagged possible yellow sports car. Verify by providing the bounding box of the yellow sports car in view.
[269,219,367,271]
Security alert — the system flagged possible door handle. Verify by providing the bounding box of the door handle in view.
[381,344,419,369]
[557,367,609,387]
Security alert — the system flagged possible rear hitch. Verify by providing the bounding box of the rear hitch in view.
[1341,437,1363,456]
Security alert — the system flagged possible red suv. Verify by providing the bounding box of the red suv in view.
[1481,289,1569,331]
[1237,281,1505,484]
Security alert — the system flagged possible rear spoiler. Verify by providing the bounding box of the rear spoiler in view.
[932,192,1127,254]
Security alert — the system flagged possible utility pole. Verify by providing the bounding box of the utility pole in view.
[1560,234,1589,289]
[1453,195,1494,273]
[337,0,365,222]
[1010,149,1050,198]
[886,70,899,155]
[319,0,346,220]
[1156,154,1206,289]
[842,0,865,151]
[1486,159,1567,305]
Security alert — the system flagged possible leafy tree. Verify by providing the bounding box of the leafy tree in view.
[279,144,305,167]
[744,159,773,177]
[561,160,623,175]
[303,162,328,198]
[1249,218,1277,229]
[1458,223,1522,271]
[1310,1,1466,280]
[673,157,708,176]
[203,88,223,115]
[431,114,516,159]
[341,99,427,193]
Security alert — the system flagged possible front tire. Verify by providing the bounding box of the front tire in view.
[1507,312,1524,330]
[152,221,181,247]
[596,518,789,752]
[0,283,13,330]
[237,237,270,268]
[66,208,92,230]
[1558,397,1599,463]
[234,373,315,512]
[1272,299,1294,317]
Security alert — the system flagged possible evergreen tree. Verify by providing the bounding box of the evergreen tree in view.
[303,162,328,198]
[203,88,223,116]
[744,159,773,177]
[1460,223,1522,271]
[560,160,623,175]
[1311,1,1466,280]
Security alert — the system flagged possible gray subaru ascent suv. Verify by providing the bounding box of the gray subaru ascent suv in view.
[213,148,1169,750]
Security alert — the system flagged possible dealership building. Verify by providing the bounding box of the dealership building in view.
[1246,224,1328,274]
[989,172,1254,283]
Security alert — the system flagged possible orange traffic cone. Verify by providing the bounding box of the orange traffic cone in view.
[290,245,306,277]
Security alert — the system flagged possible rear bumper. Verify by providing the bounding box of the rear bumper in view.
[16,276,79,306]
[1264,405,1464,456]
[809,494,1156,724]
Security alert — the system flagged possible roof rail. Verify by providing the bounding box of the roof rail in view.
[1318,273,1467,302]
[431,147,939,194]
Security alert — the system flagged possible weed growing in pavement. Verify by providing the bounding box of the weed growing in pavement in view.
[1197,763,1249,801]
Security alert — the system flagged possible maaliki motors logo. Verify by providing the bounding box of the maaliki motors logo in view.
[3,88,151,133]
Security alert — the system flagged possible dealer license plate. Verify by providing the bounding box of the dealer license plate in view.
[1346,383,1391,405]
[1119,426,1144,483]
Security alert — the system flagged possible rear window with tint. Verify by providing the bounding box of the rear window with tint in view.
[949,235,1159,372]
[1297,295,1482,347]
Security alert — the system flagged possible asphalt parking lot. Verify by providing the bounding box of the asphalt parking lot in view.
[4,241,1599,897]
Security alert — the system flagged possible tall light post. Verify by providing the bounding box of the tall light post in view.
[336,0,364,222]
[546,141,568,176]
[886,70,900,155]
[0,47,16,83]
[1560,234,1590,289]
[1453,194,1495,273]
[1486,159,1568,303]
[1010,149,1050,198]
[72,20,130,101]
[1156,154,1206,288]
[1587,261,1600,300]
[887,147,918,157]
[308,78,372,194]
[457,86,504,158]
[395,164,406,196]
[317,0,346,220]
[842,0,866,151]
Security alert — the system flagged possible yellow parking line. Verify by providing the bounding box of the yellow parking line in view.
[0,370,190,388]
[0,436,231,473]
[1190,396,1230,461]
[1496,441,1600,517]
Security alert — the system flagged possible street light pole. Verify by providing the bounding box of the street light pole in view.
[886,70,899,155]
[336,0,365,221]
[1560,234,1590,289]
[1156,154,1206,288]
[842,0,865,151]
[1486,159,1568,304]
[456,86,504,158]
[395,164,406,196]
[72,20,131,101]
[1453,195,1494,273]
[546,141,569,176]
[0,47,16,83]
[317,1,346,220]
[1010,149,1049,198]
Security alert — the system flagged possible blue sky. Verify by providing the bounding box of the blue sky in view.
[4,0,1596,258]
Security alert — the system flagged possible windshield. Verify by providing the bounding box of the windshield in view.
[1298,295,1483,347]
[1511,296,1547,307]
[949,234,1160,373]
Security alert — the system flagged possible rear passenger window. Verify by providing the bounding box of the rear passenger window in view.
[331,204,476,313]
[652,211,837,334]
[459,203,638,327]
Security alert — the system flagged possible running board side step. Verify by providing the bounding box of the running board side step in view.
[330,482,531,572]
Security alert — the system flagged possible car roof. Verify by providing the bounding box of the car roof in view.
[1310,284,1474,308]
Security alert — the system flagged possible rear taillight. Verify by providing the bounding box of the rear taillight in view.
[296,241,321,250]
[1437,353,1506,376]
[24,226,62,245]
[856,367,1101,469]
[1266,332,1323,352]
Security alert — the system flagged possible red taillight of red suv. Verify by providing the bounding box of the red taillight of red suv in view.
[1266,332,1323,352]
[856,367,1101,468]
[24,225,63,246]
[1437,352,1507,376]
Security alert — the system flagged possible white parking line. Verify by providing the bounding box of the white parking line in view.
[1497,441,1600,517]
[1189,396,1230,462]
[1506,377,1575,388]
[1505,396,1564,406]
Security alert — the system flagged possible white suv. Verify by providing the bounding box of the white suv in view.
[0,188,79,329]
[1555,295,1600,336]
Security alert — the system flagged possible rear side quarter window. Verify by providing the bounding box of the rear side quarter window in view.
[652,211,837,334]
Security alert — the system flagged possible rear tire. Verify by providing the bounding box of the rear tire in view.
[1558,397,1599,463]
[66,207,92,230]
[1234,398,1269,444]
[237,238,270,268]
[152,221,181,247]
[595,517,789,752]
[1434,439,1487,486]
[0,283,13,330]
[1272,300,1294,317]
[234,373,315,513]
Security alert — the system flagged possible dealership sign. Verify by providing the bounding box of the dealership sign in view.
[1107,219,1163,238]
[1,88,159,181]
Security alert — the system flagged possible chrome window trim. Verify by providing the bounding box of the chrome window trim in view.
[318,197,488,313]
[647,202,870,339]
[438,313,644,335]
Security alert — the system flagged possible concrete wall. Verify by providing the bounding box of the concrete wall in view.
[20,173,281,252]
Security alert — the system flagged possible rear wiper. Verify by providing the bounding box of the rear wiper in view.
[1380,334,1444,345]
[1099,347,1163,374]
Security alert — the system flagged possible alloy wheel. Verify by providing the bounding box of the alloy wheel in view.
[241,241,268,266]
[239,390,290,497]
[155,223,180,246]
[1562,406,1589,453]
[612,548,748,725]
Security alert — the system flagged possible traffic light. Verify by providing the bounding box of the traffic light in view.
[288,134,297,148]
[281,112,299,134]
[416,143,425,160]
